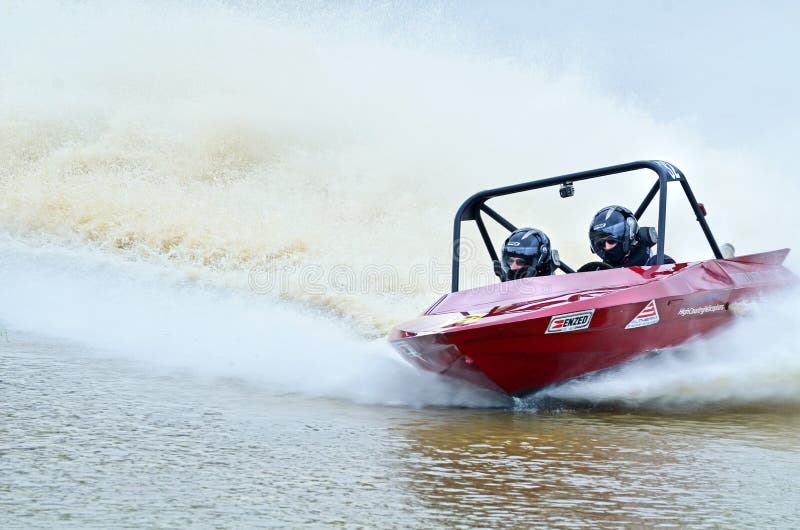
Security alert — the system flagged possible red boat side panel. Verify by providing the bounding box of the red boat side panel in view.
[455,302,735,394]
[389,250,797,395]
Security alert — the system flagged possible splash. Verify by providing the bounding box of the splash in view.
[2,2,797,337]
[1,2,798,408]
[2,233,798,410]
[535,290,800,411]
[0,237,507,408]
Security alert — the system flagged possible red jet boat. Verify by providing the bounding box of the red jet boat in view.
[389,161,796,395]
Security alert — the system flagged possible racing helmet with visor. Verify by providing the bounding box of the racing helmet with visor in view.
[500,227,556,281]
[589,205,639,265]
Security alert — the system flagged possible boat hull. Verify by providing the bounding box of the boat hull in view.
[389,250,796,395]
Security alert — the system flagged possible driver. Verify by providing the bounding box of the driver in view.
[589,205,674,267]
[495,227,557,281]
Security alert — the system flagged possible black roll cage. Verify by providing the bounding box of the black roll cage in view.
[451,160,722,292]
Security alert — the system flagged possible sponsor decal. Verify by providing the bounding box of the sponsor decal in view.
[625,300,660,329]
[442,312,487,328]
[593,223,606,230]
[678,304,726,317]
[654,160,683,180]
[546,309,594,334]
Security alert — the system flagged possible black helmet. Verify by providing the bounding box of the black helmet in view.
[499,228,556,281]
[589,205,639,266]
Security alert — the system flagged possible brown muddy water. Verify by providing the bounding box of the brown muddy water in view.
[3,331,799,529]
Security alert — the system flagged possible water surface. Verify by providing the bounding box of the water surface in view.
[3,333,798,528]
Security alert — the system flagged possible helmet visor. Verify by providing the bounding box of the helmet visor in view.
[503,243,541,257]
[590,221,627,252]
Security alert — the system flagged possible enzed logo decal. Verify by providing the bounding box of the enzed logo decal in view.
[546,309,594,334]
[625,300,659,329]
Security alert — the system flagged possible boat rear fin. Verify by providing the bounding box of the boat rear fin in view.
[727,248,790,266]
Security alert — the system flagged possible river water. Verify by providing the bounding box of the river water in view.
[3,328,799,529]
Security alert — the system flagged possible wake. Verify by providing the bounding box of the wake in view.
[532,289,800,412]
[0,237,505,408]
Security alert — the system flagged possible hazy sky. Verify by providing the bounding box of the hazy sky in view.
[460,0,800,157]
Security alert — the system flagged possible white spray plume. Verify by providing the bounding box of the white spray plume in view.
[538,289,800,410]
[1,2,798,409]
[2,2,797,335]
[0,237,506,408]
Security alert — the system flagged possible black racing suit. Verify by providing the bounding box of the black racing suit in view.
[615,241,675,267]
